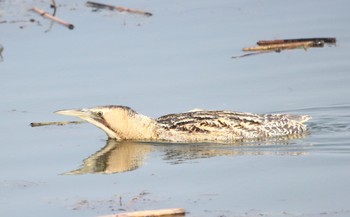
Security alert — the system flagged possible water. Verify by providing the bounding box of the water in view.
[1,0,350,216]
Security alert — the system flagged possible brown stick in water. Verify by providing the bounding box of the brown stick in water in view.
[257,37,336,45]
[86,1,152,17]
[243,41,319,52]
[31,7,74,29]
[100,208,186,217]
[30,121,85,127]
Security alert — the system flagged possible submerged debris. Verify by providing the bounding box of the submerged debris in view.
[233,37,336,58]
[86,1,152,17]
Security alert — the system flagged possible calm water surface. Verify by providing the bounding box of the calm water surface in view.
[1,0,350,216]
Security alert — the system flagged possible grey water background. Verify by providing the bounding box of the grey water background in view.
[1,0,350,216]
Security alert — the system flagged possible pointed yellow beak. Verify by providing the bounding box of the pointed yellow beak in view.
[55,109,91,119]
[55,108,120,139]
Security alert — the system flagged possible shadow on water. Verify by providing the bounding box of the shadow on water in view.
[65,135,308,175]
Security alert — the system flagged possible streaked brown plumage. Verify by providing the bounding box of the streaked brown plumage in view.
[55,105,311,143]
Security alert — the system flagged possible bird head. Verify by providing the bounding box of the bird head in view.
[55,105,157,140]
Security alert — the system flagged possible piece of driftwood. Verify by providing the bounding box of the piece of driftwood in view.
[257,37,336,46]
[30,120,85,127]
[31,7,74,29]
[234,37,336,58]
[100,208,186,217]
[243,41,319,52]
[86,1,152,17]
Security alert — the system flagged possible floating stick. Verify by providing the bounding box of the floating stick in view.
[235,37,336,58]
[31,7,74,29]
[242,41,318,52]
[257,37,336,46]
[86,1,153,17]
[100,208,186,217]
[30,120,85,127]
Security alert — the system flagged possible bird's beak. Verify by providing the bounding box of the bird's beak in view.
[55,109,92,119]
[55,108,120,139]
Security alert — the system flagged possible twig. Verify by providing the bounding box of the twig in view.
[30,120,86,127]
[31,7,74,30]
[100,208,186,217]
[51,0,57,16]
[86,1,152,17]
[242,41,318,52]
[257,37,336,45]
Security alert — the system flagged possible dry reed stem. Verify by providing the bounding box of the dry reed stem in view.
[100,208,186,217]
[30,121,86,127]
[31,7,74,29]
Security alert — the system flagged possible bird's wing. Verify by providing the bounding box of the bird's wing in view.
[156,110,264,134]
[156,111,309,137]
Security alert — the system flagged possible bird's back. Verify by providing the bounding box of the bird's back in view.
[155,110,310,142]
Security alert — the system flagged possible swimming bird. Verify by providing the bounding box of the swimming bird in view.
[55,105,311,142]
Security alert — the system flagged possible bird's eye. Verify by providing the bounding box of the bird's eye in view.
[96,111,103,117]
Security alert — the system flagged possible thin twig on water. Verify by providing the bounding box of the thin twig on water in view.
[86,1,152,17]
[31,7,74,30]
[30,121,86,127]
[99,208,186,217]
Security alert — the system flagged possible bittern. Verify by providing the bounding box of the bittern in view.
[56,105,311,142]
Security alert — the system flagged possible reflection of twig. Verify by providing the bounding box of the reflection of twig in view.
[30,120,86,127]
[51,0,57,16]
[86,1,153,17]
[232,51,271,59]
[31,7,74,30]
[100,208,186,217]
[0,45,3,62]
[45,0,58,32]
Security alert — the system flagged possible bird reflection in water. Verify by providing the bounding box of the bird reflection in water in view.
[64,134,308,175]
[64,140,153,175]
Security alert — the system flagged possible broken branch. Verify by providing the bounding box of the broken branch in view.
[243,41,319,52]
[100,208,186,217]
[257,37,336,46]
[86,1,152,17]
[31,7,74,29]
[30,121,85,127]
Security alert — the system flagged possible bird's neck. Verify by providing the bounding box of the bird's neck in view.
[127,114,159,140]
[107,112,158,140]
